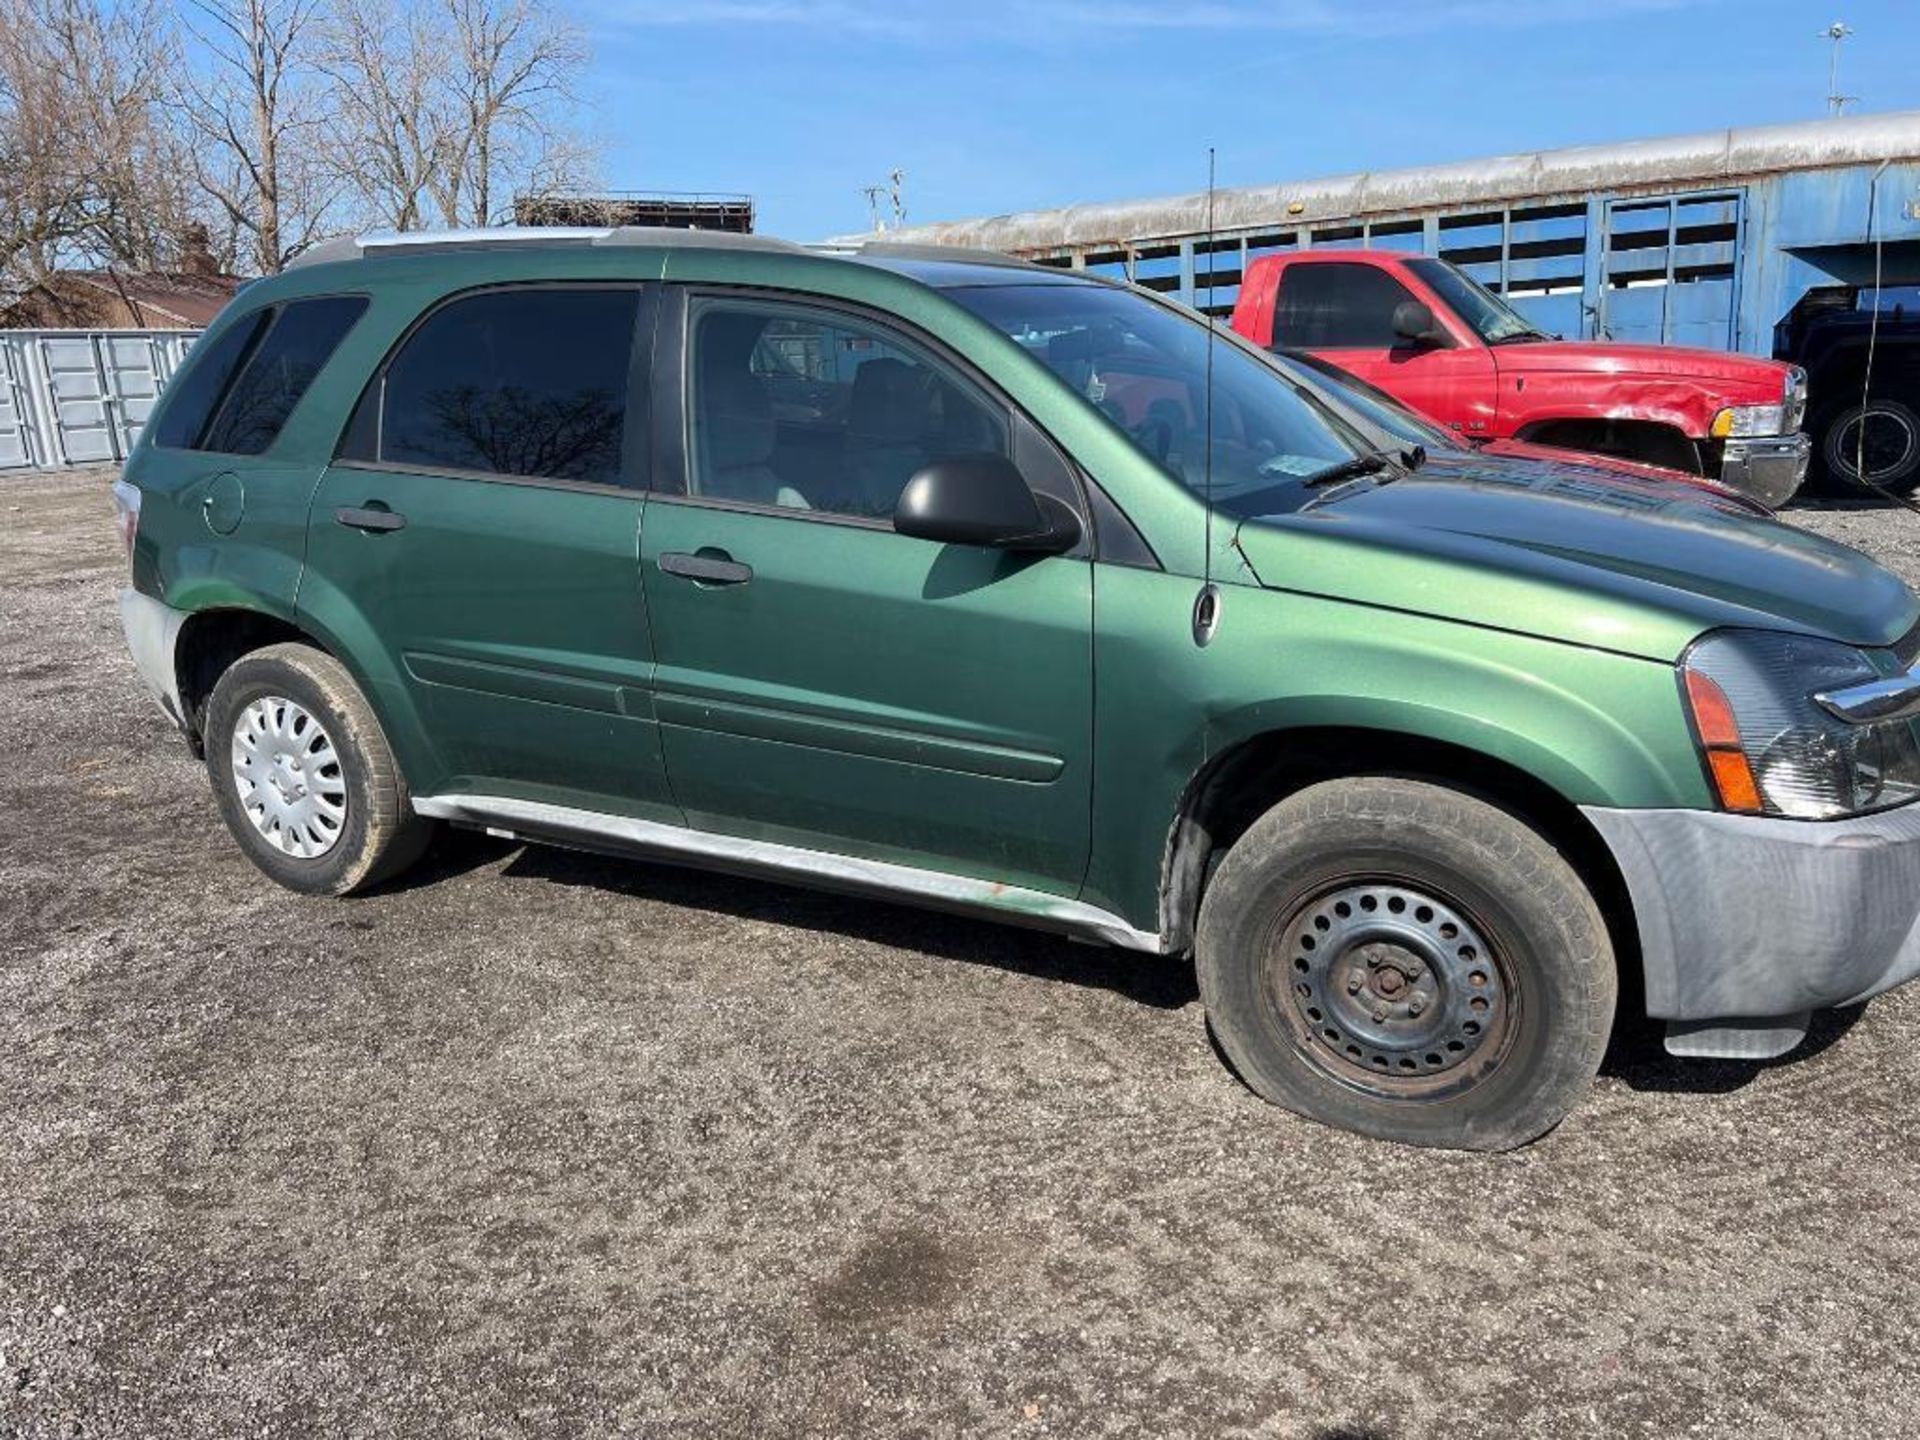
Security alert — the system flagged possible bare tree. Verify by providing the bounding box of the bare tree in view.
[315,0,444,230]
[428,0,590,228]
[177,0,338,273]
[0,0,194,304]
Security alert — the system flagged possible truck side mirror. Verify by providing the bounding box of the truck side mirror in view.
[1393,300,1446,348]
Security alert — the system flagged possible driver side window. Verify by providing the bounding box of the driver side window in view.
[1272,262,1421,349]
[688,299,1009,519]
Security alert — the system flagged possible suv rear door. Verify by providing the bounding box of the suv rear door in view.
[637,288,1094,896]
[301,284,678,819]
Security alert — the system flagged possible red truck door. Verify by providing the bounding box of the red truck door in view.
[1261,257,1497,439]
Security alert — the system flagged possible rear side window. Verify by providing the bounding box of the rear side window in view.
[199,296,368,455]
[147,309,271,450]
[354,288,640,486]
[1272,262,1420,348]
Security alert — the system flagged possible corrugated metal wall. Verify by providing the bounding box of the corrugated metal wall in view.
[0,329,198,472]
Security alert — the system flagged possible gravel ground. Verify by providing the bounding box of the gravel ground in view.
[5,467,1920,1438]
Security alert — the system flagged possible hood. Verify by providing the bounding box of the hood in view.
[1479,435,1721,490]
[1234,450,1917,662]
[1489,338,1792,398]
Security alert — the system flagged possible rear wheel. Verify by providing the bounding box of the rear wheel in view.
[1196,777,1615,1151]
[204,643,432,896]
[1817,396,1920,496]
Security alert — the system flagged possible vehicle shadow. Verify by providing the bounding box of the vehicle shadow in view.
[407,826,1201,1012]
[1600,1004,1864,1094]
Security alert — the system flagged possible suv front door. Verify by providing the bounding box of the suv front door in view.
[303,284,678,820]
[638,290,1094,896]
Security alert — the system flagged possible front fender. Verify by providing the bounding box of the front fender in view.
[1081,567,1711,933]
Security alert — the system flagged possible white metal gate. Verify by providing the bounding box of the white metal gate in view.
[0,329,199,472]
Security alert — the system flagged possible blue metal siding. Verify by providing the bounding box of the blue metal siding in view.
[1078,156,1920,359]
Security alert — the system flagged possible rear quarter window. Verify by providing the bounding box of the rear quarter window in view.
[199,296,368,455]
[147,310,272,451]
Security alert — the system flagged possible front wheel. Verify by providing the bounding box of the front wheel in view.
[203,642,433,896]
[1817,396,1920,496]
[1196,777,1616,1151]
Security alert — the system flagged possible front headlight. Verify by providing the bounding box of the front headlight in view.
[1710,403,1788,439]
[1680,629,1920,818]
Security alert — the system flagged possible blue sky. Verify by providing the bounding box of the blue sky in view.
[581,0,1918,241]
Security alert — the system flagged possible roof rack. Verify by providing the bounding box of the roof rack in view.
[286,225,803,270]
[822,239,1048,272]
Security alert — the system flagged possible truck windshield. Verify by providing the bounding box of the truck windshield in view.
[1406,258,1548,345]
[946,281,1364,515]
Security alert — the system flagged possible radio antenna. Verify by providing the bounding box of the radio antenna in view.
[1193,146,1222,648]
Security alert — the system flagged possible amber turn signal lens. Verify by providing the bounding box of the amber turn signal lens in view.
[1683,668,1764,812]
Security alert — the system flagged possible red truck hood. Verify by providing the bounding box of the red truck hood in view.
[1491,338,1790,400]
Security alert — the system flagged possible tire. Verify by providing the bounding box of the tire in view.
[1816,396,1920,497]
[1196,777,1616,1151]
[203,642,432,896]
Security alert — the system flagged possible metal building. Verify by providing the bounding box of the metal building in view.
[849,112,1920,357]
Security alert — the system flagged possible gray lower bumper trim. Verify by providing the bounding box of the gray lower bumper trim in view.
[415,792,1166,953]
[1664,1013,1811,1061]
[1583,804,1920,1023]
[118,587,188,727]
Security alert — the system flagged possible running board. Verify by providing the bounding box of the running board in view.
[413,793,1165,953]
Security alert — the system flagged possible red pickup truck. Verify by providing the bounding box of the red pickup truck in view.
[1230,249,1810,507]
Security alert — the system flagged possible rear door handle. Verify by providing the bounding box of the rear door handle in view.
[659,550,752,585]
[335,505,407,533]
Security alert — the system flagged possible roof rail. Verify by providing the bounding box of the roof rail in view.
[823,239,1047,272]
[286,225,804,270]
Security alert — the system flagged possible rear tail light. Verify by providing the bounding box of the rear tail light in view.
[111,478,141,568]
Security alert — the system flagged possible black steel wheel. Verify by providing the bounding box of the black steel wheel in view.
[1197,777,1616,1151]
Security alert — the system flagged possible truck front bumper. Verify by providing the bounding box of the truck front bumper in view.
[119,587,189,730]
[1716,432,1811,509]
[1583,803,1920,1057]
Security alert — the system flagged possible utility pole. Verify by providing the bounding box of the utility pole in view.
[861,170,907,233]
[861,184,886,233]
[887,168,907,228]
[1822,21,1857,116]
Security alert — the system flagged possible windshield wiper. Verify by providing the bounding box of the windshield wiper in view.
[1301,449,1400,487]
[1489,330,1552,345]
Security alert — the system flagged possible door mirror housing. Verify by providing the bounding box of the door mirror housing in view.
[1392,300,1447,348]
[893,454,1080,553]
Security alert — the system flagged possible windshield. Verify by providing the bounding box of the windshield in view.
[1271,350,1459,451]
[1406,258,1546,344]
[945,282,1364,516]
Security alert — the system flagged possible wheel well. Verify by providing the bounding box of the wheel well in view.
[1518,417,1701,475]
[1160,727,1640,1009]
[174,609,325,751]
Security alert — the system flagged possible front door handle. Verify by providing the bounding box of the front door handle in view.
[659,550,752,586]
[335,504,407,533]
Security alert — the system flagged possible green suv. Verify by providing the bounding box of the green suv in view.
[114,227,1920,1149]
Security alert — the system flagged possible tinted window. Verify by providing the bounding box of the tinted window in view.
[1272,262,1420,348]
[200,296,368,455]
[688,300,1006,518]
[148,309,270,450]
[376,289,639,484]
[947,283,1358,517]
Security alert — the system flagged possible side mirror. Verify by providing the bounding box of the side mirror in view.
[894,454,1080,553]
[1392,300,1446,348]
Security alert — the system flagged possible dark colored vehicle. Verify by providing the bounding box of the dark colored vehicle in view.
[1776,284,1920,495]
[113,228,1920,1150]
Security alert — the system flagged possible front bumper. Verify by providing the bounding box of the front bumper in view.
[1716,432,1811,509]
[1584,803,1920,1055]
[119,587,189,729]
